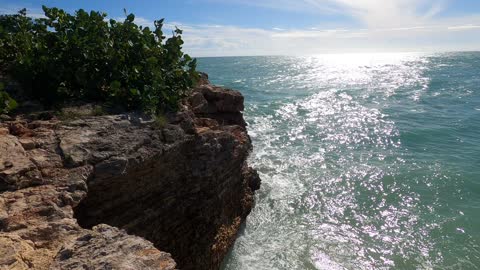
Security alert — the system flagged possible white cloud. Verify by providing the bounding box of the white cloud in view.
[448,25,480,31]
[176,21,480,56]
[181,0,480,56]
[206,0,449,28]
[133,17,154,28]
[330,0,447,28]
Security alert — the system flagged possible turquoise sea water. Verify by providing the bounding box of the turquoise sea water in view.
[198,52,480,270]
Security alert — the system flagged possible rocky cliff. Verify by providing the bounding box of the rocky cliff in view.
[0,77,260,270]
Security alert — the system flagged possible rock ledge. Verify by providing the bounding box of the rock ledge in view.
[0,79,260,270]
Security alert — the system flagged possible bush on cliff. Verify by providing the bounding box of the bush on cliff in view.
[0,6,198,114]
[0,83,17,114]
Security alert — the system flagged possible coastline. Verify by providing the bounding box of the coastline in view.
[0,77,260,269]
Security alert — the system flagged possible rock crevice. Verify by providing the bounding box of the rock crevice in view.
[0,80,260,270]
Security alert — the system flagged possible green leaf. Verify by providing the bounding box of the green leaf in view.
[126,13,135,23]
[130,88,139,96]
[174,27,183,35]
[0,90,17,114]
[110,80,121,91]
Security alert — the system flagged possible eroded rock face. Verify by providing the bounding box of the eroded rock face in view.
[0,81,260,270]
[51,224,176,270]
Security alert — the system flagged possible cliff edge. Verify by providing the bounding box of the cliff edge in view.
[0,77,261,270]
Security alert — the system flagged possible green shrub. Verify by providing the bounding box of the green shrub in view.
[0,6,198,114]
[0,82,18,114]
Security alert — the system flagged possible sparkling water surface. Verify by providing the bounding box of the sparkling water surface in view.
[197,52,480,270]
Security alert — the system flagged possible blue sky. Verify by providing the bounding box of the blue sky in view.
[1,0,480,56]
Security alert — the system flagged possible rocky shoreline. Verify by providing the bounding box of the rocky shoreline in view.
[0,77,260,269]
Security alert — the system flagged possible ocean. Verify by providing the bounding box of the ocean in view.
[197,52,480,270]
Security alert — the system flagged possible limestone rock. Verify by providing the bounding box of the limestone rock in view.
[0,135,42,191]
[51,224,176,270]
[0,79,260,270]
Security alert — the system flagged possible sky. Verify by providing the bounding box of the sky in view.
[1,0,480,56]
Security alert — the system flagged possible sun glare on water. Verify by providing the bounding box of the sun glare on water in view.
[198,52,480,270]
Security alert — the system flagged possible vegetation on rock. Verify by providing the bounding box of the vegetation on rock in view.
[0,82,17,114]
[0,6,198,114]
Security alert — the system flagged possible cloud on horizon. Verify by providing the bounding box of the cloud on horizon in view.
[177,0,480,56]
